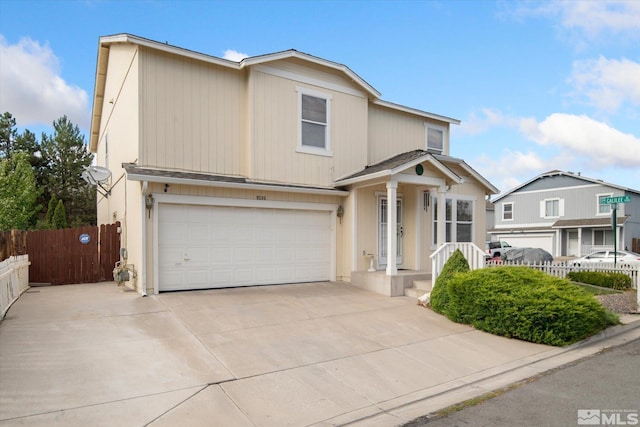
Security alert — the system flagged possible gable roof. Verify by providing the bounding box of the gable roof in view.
[492,170,640,203]
[334,149,499,194]
[90,33,460,152]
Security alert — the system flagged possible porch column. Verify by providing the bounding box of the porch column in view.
[437,185,447,247]
[386,180,398,276]
[577,228,582,256]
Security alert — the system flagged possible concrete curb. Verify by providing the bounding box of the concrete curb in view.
[323,318,640,426]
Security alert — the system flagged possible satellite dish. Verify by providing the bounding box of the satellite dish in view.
[82,166,112,184]
[82,166,112,197]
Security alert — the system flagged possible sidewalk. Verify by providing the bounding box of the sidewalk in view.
[0,282,638,426]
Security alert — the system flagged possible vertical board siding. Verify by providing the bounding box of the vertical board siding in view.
[250,70,367,187]
[140,49,245,176]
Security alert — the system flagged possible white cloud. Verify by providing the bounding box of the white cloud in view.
[223,49,249,62]
[0,35,89,130]
[502,1,640,46]
[520,113,640,169]
[475,149,549,194]
[459,108,515,135]
[558,0,640,39]
[570,56,640,113]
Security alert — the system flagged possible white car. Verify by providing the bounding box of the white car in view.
[570,250,640,266]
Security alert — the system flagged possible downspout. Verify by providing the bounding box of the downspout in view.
[140,181,148,296]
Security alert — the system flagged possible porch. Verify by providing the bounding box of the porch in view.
[350,270,432,297]
[350,242,486,298]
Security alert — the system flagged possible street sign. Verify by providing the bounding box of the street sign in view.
[601,195,631,205]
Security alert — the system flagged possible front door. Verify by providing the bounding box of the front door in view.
[567,230,579,256]
[378,197,403,267]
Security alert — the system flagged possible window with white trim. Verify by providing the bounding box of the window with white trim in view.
[425,123,445,154]
[597,193,612,215]
[540,198,563,218]
[297,88,332,156]
[432,195,474,244]
[502,202,513,221]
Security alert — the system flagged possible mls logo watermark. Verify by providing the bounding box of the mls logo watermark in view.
[578,409,639,425]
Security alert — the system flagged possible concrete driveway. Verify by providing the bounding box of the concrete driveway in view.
[1,281,632,426]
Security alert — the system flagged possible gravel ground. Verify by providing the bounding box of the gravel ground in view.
[595,290,638,314]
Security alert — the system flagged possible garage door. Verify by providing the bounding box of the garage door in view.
[497,235,554,255]
[158,204,332,291]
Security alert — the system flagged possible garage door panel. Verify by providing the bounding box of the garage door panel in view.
[255,247,275,263]
[188,270,210,286]
[159,204,332,291]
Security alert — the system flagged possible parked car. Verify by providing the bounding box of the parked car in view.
[569,250,640,267]
[502,247,553,263]
[485,241,513,259]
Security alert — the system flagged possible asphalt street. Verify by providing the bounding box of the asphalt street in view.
[404,338,640,427]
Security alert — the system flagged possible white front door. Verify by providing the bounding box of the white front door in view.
[378,197,403,267]
[567,231,579,256]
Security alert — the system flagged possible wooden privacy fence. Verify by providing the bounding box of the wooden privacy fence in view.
[633,238,640,254]
[0,230,28,262]
[27,222,121,285]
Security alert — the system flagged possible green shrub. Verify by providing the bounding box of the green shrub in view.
[430,249,470,314]
[567,271,632,290]
[439,266,619,346]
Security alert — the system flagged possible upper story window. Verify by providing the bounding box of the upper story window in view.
[297,87,332,156]
[425,123,445,154]
[541,198,564,218]
[502,202,513,221]
[597,193,613,215]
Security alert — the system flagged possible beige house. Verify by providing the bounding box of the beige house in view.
[89,34,498,296]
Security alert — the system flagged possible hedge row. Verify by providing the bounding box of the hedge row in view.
[429,250,619,346]
[566,271,632,290]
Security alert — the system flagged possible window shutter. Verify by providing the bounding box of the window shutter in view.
[540,201,545,218]
[559,199,565,217]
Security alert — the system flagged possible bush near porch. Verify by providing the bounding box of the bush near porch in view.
[429,254,619,346]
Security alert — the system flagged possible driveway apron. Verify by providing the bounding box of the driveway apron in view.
[0,281,555,426]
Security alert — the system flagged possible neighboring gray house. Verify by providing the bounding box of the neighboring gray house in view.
[490,170,640,257]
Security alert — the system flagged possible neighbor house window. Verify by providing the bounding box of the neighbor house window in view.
[597,193,612,215]
[541,198,563,218]
[502,202,513,221]
[425,123,445,154]
[297,88,331,156]
[594,229,614,247]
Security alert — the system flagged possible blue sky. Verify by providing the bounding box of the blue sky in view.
[1,0,639,196]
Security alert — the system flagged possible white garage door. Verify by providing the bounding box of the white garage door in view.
[158,204,332,291]
[498,235,554,254]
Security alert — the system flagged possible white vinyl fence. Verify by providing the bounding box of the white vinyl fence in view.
[486,260,639,289]
[0,255,30,320]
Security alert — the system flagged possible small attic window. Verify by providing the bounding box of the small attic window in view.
[425,124,445,154]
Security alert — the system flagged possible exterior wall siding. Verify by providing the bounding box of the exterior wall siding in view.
[367,104,450,164]
[139,47,246,176]
[248,68,367,187]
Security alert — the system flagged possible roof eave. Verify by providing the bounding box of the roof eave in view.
[126,169,349,197]
[373,100,460,125]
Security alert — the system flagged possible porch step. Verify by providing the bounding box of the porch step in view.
[404,279,432,298]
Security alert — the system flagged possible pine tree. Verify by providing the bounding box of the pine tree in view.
[41,116,96,226]
[52,199,68,229]
[45,195,58,228]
